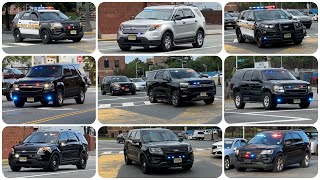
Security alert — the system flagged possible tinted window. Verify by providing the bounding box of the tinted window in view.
[155,71,164,79]
[252,71,261,81]
[169,69,199,79]
[249,132,283,145]
[30,12,38,20]
[234,140,240,148]
[141,130,179,142]
[67,132,79,142]
[23,132,59,144]
[231,70,245,83]
[243,70,253,81]
[146,71,156,80]
[63,66,71,76]
[247,12,254,20]
[39,11,69,20]
[26,65,62,77]
[176,9,184,18]
[194,9,203,17]
[59,132,69,142]
[134,131,141,140]
[240,140,246,146]
[163,71,170,79]
[21,12,30,20]
[128,131,136,140]
[135,9,174,21]
[240,12,249,20]
[183,9,195,18]
[110,76,130,82]
[224,139,233,149]
[291,133,303,143]
[255,10,289,21]
[69,65,77,76]
[262,69,296,80]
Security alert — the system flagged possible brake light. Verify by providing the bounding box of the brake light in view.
[271,133,282,138]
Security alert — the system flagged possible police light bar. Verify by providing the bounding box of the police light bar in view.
[30,6,55,10]
[249,5,275,10]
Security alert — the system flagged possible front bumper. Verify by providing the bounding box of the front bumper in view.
[8,153,50,168]
[180,86,216,101]
[146,152,194,169]
[50,28,84,40]
[301,20,312,26]
[260,28,306,44]
[117,30,162,46]
[273,92,313,103]
[135,86,146,91]
[212,149,222,157]
[225,21,236,27]
[12,89,55,102]
[234,160,274,170]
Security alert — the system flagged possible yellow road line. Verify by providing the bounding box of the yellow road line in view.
[25,108,96,124]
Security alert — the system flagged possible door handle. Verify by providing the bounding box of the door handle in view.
[195,20,198,22]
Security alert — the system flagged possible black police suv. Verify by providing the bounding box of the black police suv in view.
[234,130,311,172]
[12,7,83,44]
[12,64,87,107]
[230,68,313,110]
[146,68,216,107]
[100,76,136,96]
[235,8,306,48]
[9,131,88,172]
[124,128,194,174]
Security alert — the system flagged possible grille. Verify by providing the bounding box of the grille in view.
[122,25,149,34]
[188,86,213,92]
[280,23,294,31]
[15,150,38,156]
[284,85,307,94]
[161,147,188,154]
[19,84,43,92]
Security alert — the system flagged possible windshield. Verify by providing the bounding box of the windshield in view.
[262,69,296,80]
[26,66,62,77]
[169,69,200,79]
[142,130,179,142]
[11,69,23,75]
[255,10,289,21]
[249,133,283,145]
[23,132,59,144]
[305,132,318,139]
[135,9,174,20]
[287,10,304,16]
[40,11,69,20]
[131,78,144,82]
[230,13,239,17]
[225,13,233,18]
[111,76,130,82]
[224,140,234,149]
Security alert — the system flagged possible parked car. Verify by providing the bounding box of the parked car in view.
[224,138,247,170]
[9,130,88,172]
[117,5,206,52]
[230,68,313,110]
[2,68,25,101]
[285,9,312,28]
[234,130,311,172]
[224,12,236,29]
[101,76,136,96]
[146,68,216,107]
[191,130,205,140]
[304,130,318,155]
[12,64,87,107]
[211,141,222,157]
[124,128,194,174]
[130,78,146,91]
[117,133,128,143]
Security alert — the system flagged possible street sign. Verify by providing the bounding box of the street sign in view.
[254,62,270,68]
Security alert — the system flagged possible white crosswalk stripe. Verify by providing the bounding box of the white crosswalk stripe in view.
[3,43,38,48]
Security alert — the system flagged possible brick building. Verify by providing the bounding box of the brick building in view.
[98,56,126,84]
[224,3,238,12]
[103,127,134,138]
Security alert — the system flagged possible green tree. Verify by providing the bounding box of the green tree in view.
[2,56,32,67]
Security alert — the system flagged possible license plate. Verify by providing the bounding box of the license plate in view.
[200,92,207,97]
[284,33,291,38]
[243,159,252,163]
[294,99,301,103]
[27,97,34,102]
[70,30,77,35]
[19,157,27,162]
[128,35,137,41]
[174,158,182,163]
[125,88,129,92]
[228,23,232,25]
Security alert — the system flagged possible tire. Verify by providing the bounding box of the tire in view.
[40,100,49,106]
[101,88,106,95]
[13,29,23,42]
[119,45,131,51]
[255,31,265,48]
[300,153,310,168]
[272,155,284,172]
[299,100,311,108]
[192,30,204,48]
[203,97,214,104]
[262,92,277,110]
[141,155,150,174]
[10,165,21,172]
[148,88,157,103]
[124,151,132,165]
[131,90,136,95]
[236,28,245,43]
[6,88,13,101]
[14,99,25,108]
[234,92,245,109]
[305,25,311,29]
[110,89,116,96]
[182,164,193,170]
[47,154,59,172]
[76,153,87,169]
[171,90,181,107]
[294,39,303,45]
[41,29,52,44]
[159,32,172,52]
[75,87,85,104]
[53,88,64,107]
[224,156,231,170]
[235,166,247,172]
[72,38,82,42]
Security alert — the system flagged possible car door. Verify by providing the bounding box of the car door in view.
[162,70,172,99]
[17,12,32,35]
[66,132,82,161]
[58,132,72,162]
[246,11,255,38]
[250,70,263,101]
[29,12,40,35]
[282,133,295,165]
[105,77,112,93]
[291,132,305,164]
[127,131,137,161]
[154,71,166,98]
[172,9,187,39]
[68,65,81,96]
[239,70,253,100]
[182,8,198,38]
[238,11,249,36]
[131,130,142,161]
[62,66,73,97]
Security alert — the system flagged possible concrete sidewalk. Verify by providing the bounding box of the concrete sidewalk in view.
[99,24,222,41]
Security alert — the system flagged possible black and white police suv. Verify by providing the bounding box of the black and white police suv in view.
[12,7,84,44]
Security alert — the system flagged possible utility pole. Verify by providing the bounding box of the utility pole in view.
[236,56,238,69]
[135,62,138,78]
[84,2,93,32]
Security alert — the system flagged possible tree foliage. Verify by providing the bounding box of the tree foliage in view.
[2,56,32,67]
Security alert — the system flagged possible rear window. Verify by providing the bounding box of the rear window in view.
[243,70,253,81]
[146,71,156,80]
[75,132,88,144]
[194,9,203,17]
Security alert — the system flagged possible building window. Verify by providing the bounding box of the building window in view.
[104,59,109,68]
[115,60,120,68]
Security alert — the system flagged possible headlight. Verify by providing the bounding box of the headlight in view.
[260,149,274,154]
[11,148,15,154]
[50,22,63,28]
[262,24,275,29]
[148,24,162,31]
[274,85,285,93]
[37,147,52,155]
[13,84,19,91]
[188,145,193,152]
[118,24,124,32]
[44,83,54,90]
[149,147,163,155]
[112,83,121,89]
[293,18,300,21]
[308,85,312,93]
[235,149,239,155]
[180,83,189,89]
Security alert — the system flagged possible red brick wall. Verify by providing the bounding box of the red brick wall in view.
[202,9,222,24]
[98,56,126,84]
[2,127,34,159]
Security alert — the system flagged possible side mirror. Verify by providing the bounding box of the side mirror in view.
[64,72,72,77]
[163,76,170,82]
[18,141,22,144]
[285,140,292,145]
[233,147,237,151]
[174,15,182,21]
[130,16,135,20]
[288,15,293,20]
[59,140,67,146]
[132,139,141,146]
[200,74,209,78]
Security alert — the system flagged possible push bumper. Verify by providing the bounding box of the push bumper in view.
[260,28,306,44]
[12,90,55,102]
[273,92,313,103]
[50,28,84,40]
[234,161,274,170]
[147,153,194,169]
[117,31,162,47]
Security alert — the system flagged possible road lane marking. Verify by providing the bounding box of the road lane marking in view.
[37,107,78,111]
[122,102,134,107]
[12,169,96,178]
[235,118,314,124]
[98,96,148,101]
[98,104,112,109]
[25,108,96,124]
[2,108,30,113]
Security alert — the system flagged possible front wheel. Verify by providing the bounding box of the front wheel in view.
[119,45,131,51]
[255,31,265,48]
[10,165,21,172]
[225,156,231,170]
[192,30,204,48]
[262,92,276,110]
[234,92,245,109]
[182,164,193,170]
[236,28,245,43]
[300,153,310,168]
[141,155,151,174]
[272,155,284,172]
[75,88,85,104]
[76,153,87,169]
[41,30,52,44]
[53,88,64,107]
[72,38,82,42]
[294,39,303,45]
[159,32,172,52]
[47,154,60,172]
[171,90,181,107]
[40,100,49,106]
[148,89,157,103]
[203,97,214,104]
[235,166,247,172]
[124,152,132,165]
[14,99,25,108]
[299,100,311,108]
[6,88,13,101]
[13,29,23,42]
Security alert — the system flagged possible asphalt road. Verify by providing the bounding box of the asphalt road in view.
[2,156,96,178]
[224,22,318,54]
[2,87,96,124]
[98,139,222,178]
[98,87,222,124]
[98,34,222,54]
[224,90,318,124]
[225,155,318,178]
[2,33,96,54]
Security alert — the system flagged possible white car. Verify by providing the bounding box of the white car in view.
[130,78,146,91]
[211,141,222,157]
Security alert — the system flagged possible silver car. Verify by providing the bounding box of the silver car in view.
[286,9,312,28]
[305,131,318,155]
[130,78,146,91]
[117,5,206,52]
[224,138,247,170]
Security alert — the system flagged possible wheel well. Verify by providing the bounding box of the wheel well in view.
[197,27,205,37]
[51,151,61,161]
[162,29,174,39]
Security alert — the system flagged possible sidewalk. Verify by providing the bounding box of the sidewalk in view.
[99,24,222,41]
